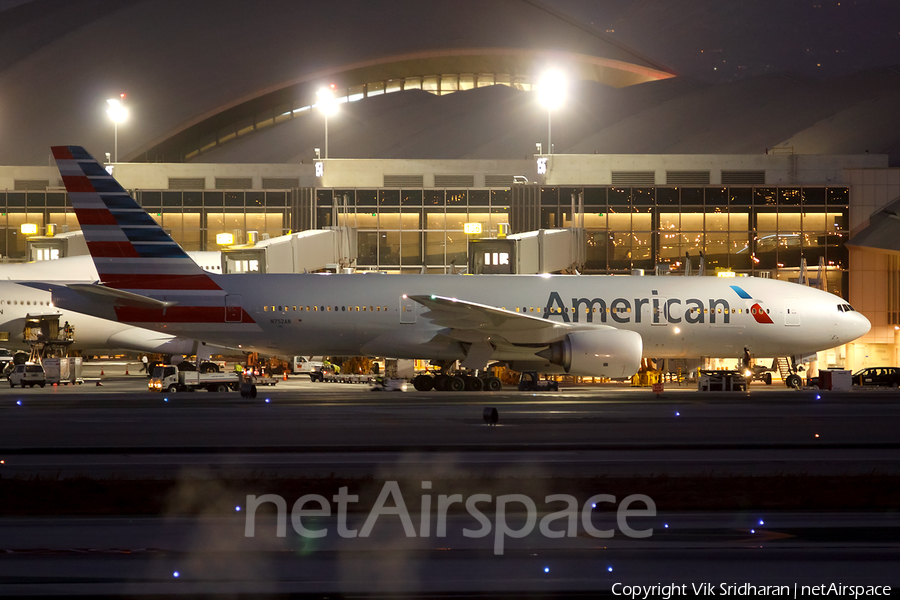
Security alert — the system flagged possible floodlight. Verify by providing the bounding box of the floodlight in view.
[106,93,128,162]
[106,98,128,123]
[316,85,338,159]
[537,70,567,110]
[316,86,338,116]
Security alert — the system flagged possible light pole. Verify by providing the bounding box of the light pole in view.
[316,85,338,159]
[106,94,127,162]
[537,71,566,155]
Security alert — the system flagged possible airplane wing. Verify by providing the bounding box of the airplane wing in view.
[409,294,605,346]
[411,294,643,374]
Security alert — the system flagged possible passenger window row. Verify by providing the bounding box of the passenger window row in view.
[264,305,388,312]
[0,300,51,306]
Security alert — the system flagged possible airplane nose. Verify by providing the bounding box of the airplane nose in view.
[852,312,871,339]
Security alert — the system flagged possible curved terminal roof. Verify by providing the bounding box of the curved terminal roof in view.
[193,68,900,167]
[4,1,898,167]
[0,0,673,165]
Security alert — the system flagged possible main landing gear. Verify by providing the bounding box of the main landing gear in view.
[412,371,503,392]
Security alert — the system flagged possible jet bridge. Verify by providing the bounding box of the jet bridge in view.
[25,227,89,261]
[469,228,582,274]
[221,228,357,274]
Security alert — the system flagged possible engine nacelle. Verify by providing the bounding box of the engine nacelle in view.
[536,328,642,378]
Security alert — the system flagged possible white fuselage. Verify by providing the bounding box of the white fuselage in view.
[0,280,210,355]
[60,272,869,364]
[0,252,223,354]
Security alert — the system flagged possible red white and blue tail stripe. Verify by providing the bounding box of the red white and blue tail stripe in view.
[52,145,220,292]
[52,145,257,333]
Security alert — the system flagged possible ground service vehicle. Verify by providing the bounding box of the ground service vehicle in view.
[9,363,45,388]
[292,356,324,374]
[517,371,558,392]
[149,365,240,393]
[0,348,13,371]
[43,357,83,385]
[852,367,900,387]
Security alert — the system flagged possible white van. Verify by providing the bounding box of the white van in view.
[9,363,46,388]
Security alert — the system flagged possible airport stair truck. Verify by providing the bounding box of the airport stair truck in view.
[149,365,241,393]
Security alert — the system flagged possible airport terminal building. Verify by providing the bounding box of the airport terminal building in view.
[2,0,900,371]
[2,151,899,372]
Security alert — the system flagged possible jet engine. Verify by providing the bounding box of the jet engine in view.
[536,328,642,378]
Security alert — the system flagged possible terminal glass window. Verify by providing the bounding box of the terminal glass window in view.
[298,185,849,286]
[358,232,377,266]
[379,231,400,266]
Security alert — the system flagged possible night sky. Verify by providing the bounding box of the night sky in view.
[2,0,897,83]
[545,0,900,81]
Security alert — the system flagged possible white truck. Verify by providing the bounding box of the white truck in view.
[292,356,324,374]
[149,365,241,393]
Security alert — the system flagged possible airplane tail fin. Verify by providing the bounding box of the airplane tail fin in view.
[51,146,220,294]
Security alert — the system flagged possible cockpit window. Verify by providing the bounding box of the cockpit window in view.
[837,304,855,313]
[837,304,844,312]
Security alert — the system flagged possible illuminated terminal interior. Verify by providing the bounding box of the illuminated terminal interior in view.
[0,182,850,297]
[1,149,896,370]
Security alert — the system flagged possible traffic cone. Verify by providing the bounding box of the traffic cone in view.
[125,364,129,375]
[100,367,104,376]
[96,380,103,386]
[283,371,288,381]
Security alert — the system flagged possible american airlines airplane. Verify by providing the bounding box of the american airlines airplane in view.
[43,146,870,389]
[0,253,224,355]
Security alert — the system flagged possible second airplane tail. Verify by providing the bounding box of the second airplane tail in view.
[51,145,220,295]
